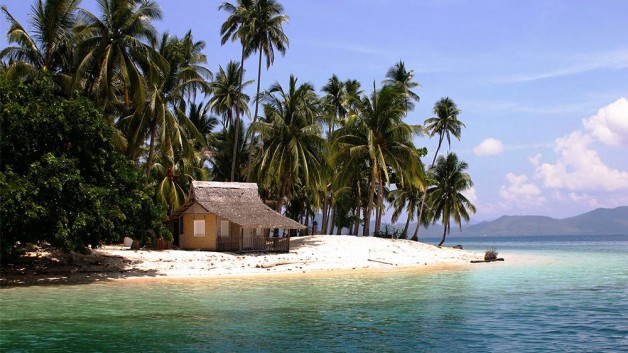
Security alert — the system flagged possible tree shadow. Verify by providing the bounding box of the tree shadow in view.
[0,247,161,287]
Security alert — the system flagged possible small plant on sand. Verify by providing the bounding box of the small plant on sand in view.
[484,247,498,261]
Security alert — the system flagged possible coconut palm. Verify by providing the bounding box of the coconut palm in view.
[219,0,255,181]
[244,0,289,180]
[208,60,252,180]
[186,101,218,148]
[414,97,464,240]
[73,0,162,111]
[209,62,252,129]
[321,74,347,139]
[335,83,424,236]
[383,60,420,112]
[428,152,476,247]
[126,31,210,176]
[424,97,464,166]
[254,75,323,215]
[1,0,80,81]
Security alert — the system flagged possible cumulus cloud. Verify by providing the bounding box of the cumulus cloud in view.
[528,153,542,166]
[582,97,628,146]
[499,172,545,207]
[535,131,628,191]
[473,138,504,156]
[463,186,477,205]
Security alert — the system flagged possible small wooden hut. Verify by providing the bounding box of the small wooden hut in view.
[167,181,306,253]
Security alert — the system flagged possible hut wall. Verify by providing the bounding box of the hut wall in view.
[181,212,217,250]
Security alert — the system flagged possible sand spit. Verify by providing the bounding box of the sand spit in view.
[1,235,486,286]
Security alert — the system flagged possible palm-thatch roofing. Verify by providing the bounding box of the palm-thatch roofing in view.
[168,181,306,229]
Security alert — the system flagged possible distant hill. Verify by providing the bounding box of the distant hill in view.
[452,206,628,236]
[317,206,628,236]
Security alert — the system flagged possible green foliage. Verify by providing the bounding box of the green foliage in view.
[0,75,169,257]
[372,225,404,239]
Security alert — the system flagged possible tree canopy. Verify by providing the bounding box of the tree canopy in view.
[0,75,169,257]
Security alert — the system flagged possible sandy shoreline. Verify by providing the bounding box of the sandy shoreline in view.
[1,235,491,286]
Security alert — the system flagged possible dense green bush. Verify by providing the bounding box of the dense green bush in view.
[0,75,170,257]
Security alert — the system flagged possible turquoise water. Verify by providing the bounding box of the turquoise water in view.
[1,235,626,352]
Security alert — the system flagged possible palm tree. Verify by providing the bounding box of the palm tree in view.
[1,0,80,81]
[208,60,252,180]
[424,97,464,166]
[244,0,289,181]
[335,83,424,236]
[415,97,464,240]
[125,31,210,177]
[74,0,163,111]
[186,101,218,148]
[388,183,422,238]
[210,121,249,181]
[382,60,420,113]
[429,152,476,247]
[253,75,323,216]
[219,0,255,181]
[209,62,252,129]
[321,74,346,139]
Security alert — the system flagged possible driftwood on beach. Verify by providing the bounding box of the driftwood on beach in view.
[470,258,505,263]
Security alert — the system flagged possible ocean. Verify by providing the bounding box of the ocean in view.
[1,234,626,352]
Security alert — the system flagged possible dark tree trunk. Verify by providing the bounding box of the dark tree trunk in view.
[246,49,264,181]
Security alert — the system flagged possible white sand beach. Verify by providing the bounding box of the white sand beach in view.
[1,235,489,285]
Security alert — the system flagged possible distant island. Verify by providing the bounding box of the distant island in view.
[404,206,628,237]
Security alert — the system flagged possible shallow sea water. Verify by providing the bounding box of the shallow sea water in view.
[1,235,626,352]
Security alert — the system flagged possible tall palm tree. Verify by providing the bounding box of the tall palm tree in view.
[429,152,476,247]
[126,31,210,177]
[335,83,424,236]
[382,60,420,113]
[208,60,252,180]
[209,61,252,129]
[253,75,322,216]
[186,101,218,148]
[244,0,289,181]
[219,0,255,181]
[424,97,464,166]
[74,0,162,111]
[1,0,80,81]
[321,74,347,139]
[415,97,464,240]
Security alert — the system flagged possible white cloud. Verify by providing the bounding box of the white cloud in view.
[535,131,628,191]
[463,186,477,205]
[499,172,545,207]
[582,97,628,146]
[473,138,504,156]
[528,153,542,167]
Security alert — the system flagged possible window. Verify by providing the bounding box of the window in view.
[220,220,230,237]
[194,219,205,237]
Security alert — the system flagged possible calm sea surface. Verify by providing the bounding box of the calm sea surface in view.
[1,235,626,352]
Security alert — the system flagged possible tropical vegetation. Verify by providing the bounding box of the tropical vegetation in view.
[0,0,476,255]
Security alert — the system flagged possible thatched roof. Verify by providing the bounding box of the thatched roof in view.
[169,181,306,229]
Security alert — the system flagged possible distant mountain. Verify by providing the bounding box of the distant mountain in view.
[456,206,628,236]
[316,206,628,237]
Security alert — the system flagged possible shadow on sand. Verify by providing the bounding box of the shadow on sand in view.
[0,247,160,287]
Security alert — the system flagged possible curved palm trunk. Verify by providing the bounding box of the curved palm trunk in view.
[374,169,384,234]
[438,221,449,247]
[246,49,264,181]
[145,120,158,180]
[402,217,410,237]
[414,137,444,241]
[353,181,361,236]
[412,216,420,240]
[230,47,246,182]
[363,165,377,236]
[321,194,329,234]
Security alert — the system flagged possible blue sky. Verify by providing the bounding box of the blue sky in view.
[2,0,627,222]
